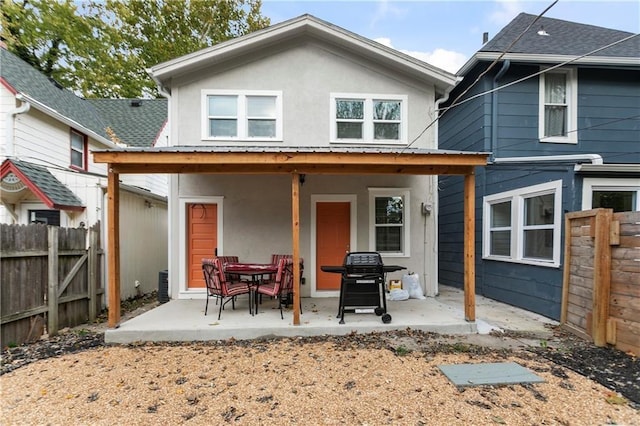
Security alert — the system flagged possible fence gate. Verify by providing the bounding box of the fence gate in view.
[1,223,102,346]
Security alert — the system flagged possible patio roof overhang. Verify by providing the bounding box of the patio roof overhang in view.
[93,146,489,329]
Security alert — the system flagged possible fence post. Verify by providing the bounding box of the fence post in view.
[88,228,98,321]
[47,226,59,336]
[592,209,612,347]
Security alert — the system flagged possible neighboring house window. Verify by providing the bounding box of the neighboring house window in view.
[29,209,60,226]
[581,178,640,212]
[368,188,410,256]
[70,130,87,170]
[331,94,408,144]
[483,180,562,267]
[202,90,282,141]
[539,68,577,144]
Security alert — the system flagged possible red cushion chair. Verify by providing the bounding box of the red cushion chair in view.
[202,258,251,319]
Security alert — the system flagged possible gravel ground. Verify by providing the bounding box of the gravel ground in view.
[1,295,638,425]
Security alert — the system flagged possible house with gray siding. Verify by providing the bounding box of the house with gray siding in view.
[437,13,639,320]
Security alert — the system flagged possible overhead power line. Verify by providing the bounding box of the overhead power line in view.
[401,0,639,152]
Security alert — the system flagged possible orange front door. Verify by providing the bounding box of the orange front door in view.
[316,201,350,291]
[187,203,218,289]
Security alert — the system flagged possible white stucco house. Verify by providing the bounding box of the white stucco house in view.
[94,15,488,325]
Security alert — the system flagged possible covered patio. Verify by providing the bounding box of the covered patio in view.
[93,146,489,331]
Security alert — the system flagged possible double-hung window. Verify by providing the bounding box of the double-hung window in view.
[539,68,577,143]
[331,94,407,144]
[203,90,282,141]
[369,188,410,256]
[483,180,562,267]
[70,130,87,170]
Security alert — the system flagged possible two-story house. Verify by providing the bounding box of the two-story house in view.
[438,13,639,320]
[0,46,170,300]
[94,15,489,326]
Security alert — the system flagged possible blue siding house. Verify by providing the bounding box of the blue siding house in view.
[438,13,639,320]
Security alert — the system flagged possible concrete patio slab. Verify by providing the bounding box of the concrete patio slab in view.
[105,286,557,344]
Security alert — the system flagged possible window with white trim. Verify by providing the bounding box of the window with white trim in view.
[202,90,282,141]
[539,68,577,144]
[70,130,86,170]
[483,180,562,267]
[331,94,407,144]
[369,188,410,256]
[582,178,640,212]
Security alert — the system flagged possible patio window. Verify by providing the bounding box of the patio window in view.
[331,94,407,144]
[369,188,410,256]
[70,130,87,170]
[203,90,282,141]
[483,180,562,267]
[539,68,577,144]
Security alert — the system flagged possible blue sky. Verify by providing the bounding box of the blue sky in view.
[261,0,640,73]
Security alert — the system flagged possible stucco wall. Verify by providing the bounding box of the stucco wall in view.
[169,42,436,149]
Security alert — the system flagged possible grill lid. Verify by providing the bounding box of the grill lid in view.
[343,252,384,274]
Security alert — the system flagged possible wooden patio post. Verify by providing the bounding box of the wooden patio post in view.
[291,173,301,325]
[463,172,476,322]
[107,168,121,327]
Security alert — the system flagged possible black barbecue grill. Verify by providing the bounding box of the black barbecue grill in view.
[321,252,405,324]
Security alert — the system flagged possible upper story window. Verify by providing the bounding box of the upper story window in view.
[483,180,562,267]
[368,188,411,256]
[539,68,577,144]
[202,90,282,141]
[331,94,407,144]
[70,130,87,170]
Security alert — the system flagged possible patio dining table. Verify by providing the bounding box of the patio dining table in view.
[224,262,279,315]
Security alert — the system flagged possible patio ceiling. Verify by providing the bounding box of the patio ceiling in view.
[93,147,489,328]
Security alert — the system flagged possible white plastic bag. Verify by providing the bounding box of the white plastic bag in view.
[387,289,409,301]
[402,273,426,299]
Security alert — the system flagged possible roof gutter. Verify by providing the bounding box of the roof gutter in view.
[6,95,31,157]
[15,93,120,149]
[493,154,603,165]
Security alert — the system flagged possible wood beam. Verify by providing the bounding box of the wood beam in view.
[93,150,488,169]
[463,172,476,322]
[292,173,301,326]
[108,163,476,176]
[107,168,121,328]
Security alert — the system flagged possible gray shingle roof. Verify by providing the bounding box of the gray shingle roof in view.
[482,13,639,57]
[0,48,167,148]
[87,99,167,148]
[3,159,84,209]
[0,48,109,139]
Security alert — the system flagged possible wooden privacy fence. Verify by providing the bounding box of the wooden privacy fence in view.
[562,209,639,355]
[1,223,103,347]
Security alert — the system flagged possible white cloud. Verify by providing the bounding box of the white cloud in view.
[370,0,407,28]
[374,37,467,74]
[489,0,527,26]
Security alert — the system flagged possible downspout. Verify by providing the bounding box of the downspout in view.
[150,72,175,299]
[491,60,510,161]
[6,94,31,157]
[427,82,460,297]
